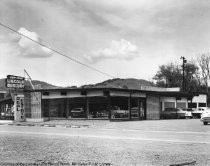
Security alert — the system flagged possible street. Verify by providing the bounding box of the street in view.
[0,119,210,165]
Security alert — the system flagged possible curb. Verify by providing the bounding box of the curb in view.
[5,123,90,128]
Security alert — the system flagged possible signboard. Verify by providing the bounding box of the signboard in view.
[6,75,25,89]
[14,94,25,122]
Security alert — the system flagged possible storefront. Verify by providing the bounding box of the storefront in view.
[40,89,147,120]
[0,87,205,122]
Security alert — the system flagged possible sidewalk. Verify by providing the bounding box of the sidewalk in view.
[0,120,13,124]
[4,119,111,128]
[0,119,204,132]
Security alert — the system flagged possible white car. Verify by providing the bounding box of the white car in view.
[192,107,209,118]
[177,108,193,119]
[200,109,210,125]
[182,108,193,119]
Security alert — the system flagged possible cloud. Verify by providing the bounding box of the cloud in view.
[0,27,53,58]
[84,39,139,63]
[17,27,53,58]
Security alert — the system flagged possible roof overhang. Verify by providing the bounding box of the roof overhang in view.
[24,87,201,98]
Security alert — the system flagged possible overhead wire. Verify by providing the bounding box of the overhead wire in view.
[0,22,115,79]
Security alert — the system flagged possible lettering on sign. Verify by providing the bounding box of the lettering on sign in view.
[6,75,25,89]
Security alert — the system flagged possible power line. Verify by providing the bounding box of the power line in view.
[0,22,115,79]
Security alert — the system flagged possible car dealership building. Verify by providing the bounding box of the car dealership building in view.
[0,85,207,121]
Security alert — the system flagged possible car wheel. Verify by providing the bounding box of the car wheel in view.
[203,122,208,125]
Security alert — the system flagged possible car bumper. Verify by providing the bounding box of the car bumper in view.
[200,117,210,122]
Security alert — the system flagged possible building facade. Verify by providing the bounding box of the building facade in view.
[0,87,207,121]
[22,87,203,122]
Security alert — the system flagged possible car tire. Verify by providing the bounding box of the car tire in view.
[203,122,208,125]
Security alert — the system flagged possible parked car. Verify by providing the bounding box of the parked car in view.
[200,108,210,125]
[182,108,193,119]
[161,108,186,119]
[111,106,129,118]
[70,108,85,118]
[192,107,208,118]
[131,107,139,118]
[95,110,109,118]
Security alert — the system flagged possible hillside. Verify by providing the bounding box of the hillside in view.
[0,78,155,91]
[81,78,155,89]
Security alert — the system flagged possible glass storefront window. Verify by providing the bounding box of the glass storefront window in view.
[110,97,129,119]
[89,98,109,119]
[49,99,66,118]
[0,103,14,120]
[69,98,86,119]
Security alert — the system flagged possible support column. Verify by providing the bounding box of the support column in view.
[86,97,89,119]
[128,93,131,120]
[107,96,111,119]
[66,98,69,119]
[137,98,141,119]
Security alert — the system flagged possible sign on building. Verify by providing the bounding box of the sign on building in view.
[6,75,25,89]
[14,94,25,122]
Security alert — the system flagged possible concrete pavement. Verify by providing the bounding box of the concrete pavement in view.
[0,119,210,165]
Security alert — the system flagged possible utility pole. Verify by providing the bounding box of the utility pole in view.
[180,56,187,91]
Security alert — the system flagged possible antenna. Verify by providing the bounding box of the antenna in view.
[24,69,35,90]
[24,69,41,103]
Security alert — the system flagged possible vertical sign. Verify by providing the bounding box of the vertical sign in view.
[14,94,25,122]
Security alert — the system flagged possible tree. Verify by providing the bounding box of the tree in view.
[153,63,182,88]
[184,63,200,91]
[153,61,200,91]
[197,53,210,93]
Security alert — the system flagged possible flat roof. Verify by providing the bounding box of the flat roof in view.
[24,87,200,98]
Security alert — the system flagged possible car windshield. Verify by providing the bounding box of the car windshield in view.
[72,108,83,112]
[165,108,176,112]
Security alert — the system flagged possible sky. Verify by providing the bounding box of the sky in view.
[1,0,210,87]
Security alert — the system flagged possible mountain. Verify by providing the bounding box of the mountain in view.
[81,78,155,90]
[0,78,155,91]
[25,80,59,89]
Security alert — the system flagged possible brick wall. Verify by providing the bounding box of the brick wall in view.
[146,94,160,120]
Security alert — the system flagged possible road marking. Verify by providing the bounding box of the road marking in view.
[0,130,210,144]
[102,128,210,135]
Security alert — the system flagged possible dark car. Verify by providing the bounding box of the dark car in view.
[111,106,129,119]
[161,108,186,119]
[69,108,85,118]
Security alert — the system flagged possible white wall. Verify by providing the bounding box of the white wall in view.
[192,94,207,103]
[110,91,146,97]
[160,97,188,111]
[42,90,104,99]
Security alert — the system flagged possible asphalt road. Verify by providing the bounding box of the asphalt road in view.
[0,119,210,166]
